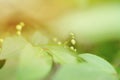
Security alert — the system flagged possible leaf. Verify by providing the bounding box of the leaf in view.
[116,67,120,80]
[113,51,120,67]
[29,31,48,45]
[17,43,52,80]
[79,53,117,74]
[92,41,119,62]
[0,55,19,80]
[0,60,6,69]
[48,4,120,43]
[53,63,118,80]
[53,53,119,80]
[0,36,28,59]
[45,45,81,64]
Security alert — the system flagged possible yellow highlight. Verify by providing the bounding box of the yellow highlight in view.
[20,22,25,27]
[53,38,58,42]
[17,31,21,35]
[0,39,4,43]
[58,41,62,45]
[16,22,25,36]
[71,39,76,45]
[70,32,75,38]
[16,25,23,31]
[70,46,74,50]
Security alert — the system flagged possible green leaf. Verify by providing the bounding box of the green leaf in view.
[92,41,119,62]
[0,55,19,80]
[79,53,117,74]
[53,63,118,80]
[53,53,119,80]
[46,45,81,64]
[116,67,120,80]
[113,51,120,67]
[0,36,27,59]
[29,31,48,45]
[17,44,52,80]
[48,4,120,43]
[0,60,6,69]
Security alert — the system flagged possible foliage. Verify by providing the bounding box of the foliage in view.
[0,36,119,80]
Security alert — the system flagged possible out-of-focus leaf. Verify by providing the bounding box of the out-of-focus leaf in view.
[0,60,6,69]
[92,41,119,62]
[0,55,19,80]
[17,44,52,80]
[113,51,120,67]
[75,0,120,9]
[29,31,48,45]
[53,63,118,80]
[47,4,120,44]
[79,53,117,74]
[46,45,81,64]
[116,67,120,80]
[0,36,28,59]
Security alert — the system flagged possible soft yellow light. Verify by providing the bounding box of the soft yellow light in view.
[53,38,58,42]
[0,39,4,43]
[20,22,25,27]
[16,25,23,31]
[16,22,25,36]
[71,39,76,45]
[70,46,74,50]
[17,31,21,36]
[58,41,62,45]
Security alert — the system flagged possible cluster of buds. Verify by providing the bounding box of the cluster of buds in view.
[16,22,25,36]
[53,33,77,52]
[0,22,25,47]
